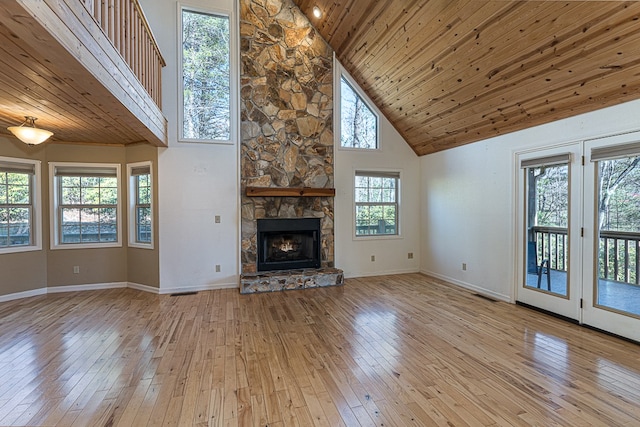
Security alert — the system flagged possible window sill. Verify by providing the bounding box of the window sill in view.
[338,146,380,152]
[177,138,234,145]
[51,242,122,250]
[128,242,154,250]
[0,245,42,255]
[353,234,402,241]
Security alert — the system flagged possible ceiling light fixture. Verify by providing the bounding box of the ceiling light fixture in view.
[312,6,322,18]
[7,116,53,146]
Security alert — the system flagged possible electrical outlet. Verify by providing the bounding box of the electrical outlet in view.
[462,263,467,271]
[73,266,80,274]
[215,215,220,223]
[408,252,414,259]
[371,255,375,262]
[215,264,221,272]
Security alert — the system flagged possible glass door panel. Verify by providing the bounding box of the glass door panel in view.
[516,144,581,321]
[595,155,640,317]
[524,163,569,297]
[584,135,640,342]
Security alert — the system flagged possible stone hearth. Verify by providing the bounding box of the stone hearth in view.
[240,268,343,294]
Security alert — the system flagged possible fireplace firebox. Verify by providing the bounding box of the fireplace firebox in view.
[257,218,321,271]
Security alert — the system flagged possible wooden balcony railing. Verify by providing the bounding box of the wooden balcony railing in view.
[600,230,640,285]
[81,0,165,107]
[532,226,640,286]
[532,226,568,273]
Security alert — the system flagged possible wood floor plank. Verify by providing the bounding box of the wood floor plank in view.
[0,275,639,426]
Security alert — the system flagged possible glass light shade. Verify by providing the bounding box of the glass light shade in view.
[7,116,53,145]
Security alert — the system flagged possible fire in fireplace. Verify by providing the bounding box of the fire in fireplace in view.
[257,218,321,271]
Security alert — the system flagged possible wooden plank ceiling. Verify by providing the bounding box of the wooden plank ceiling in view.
[0,0,166,147]
[294,0,640,156]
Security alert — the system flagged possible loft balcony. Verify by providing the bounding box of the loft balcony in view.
[0,0,167,147]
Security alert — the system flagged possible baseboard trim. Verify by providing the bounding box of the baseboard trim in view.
[343,268,420,279]
[128,282,160,294]
[0,281,239,303]
[0,287,47,303]
[158,282,238,294]
[420,269,511,302]
[47,282,128,294]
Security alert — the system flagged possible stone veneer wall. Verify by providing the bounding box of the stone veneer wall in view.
[240,0,335,274]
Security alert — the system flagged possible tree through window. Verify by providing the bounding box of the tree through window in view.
[50,163,121,248]
[355,171,399,236]
[0,158,36,249]
[340,76,378,149]
[181,8,230,141]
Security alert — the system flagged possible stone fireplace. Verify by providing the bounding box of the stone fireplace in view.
[239,0,343,293]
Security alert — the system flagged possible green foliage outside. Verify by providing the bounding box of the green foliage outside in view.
[136,174,151,243]
[355,176,397,235]
[530,156,640,285]
[598,156,640,284]
[0,172,31,247]
[60,176,118,243]
[533,165,568,228]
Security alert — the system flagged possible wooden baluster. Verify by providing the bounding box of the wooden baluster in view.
[603,237,608,279]
[634,240,640,285]
[113,0,119,54]
[128,0,133,67]
[93,0,100,27]
[102,0,108,33]
[614,239,619,281]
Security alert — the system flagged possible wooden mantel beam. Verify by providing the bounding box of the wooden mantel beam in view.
[245,187,336,197]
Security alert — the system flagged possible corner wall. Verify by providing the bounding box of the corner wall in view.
[333,68,421,278]
[0,137,47,296]
[420,98,640,301]
[0,138,158,298]
[126,144,160,288]
[141,0,240,292]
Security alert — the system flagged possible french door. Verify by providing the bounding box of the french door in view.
[516,144,582,321]
[583,134,640,342]
[517,136,640,342]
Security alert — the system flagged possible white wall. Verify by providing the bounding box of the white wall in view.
[335,66,421,278]
[142,0,239,291]
[420,99,640,301]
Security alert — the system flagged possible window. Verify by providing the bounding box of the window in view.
[50,163,121,249]
[355,171,399,236]
[0,157,41,253]
[340,75,378,149]
[127,162,153,248]
[180,7,232,142]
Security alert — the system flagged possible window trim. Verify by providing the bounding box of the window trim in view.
[177,3,237,145]
[0,156,41,254]
[335,58,380,151]
[353,169,401,240]
[127,161,154,249]
[49,162,122,250]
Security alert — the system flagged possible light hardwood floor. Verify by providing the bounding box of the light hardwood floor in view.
[0,273,639,426]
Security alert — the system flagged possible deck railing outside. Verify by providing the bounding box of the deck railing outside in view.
[532,226,640,286]
[600,230,640,285]
[80,0,165,107]
[533,226,568,273]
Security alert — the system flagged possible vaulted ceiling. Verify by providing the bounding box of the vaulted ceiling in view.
[294,0,640,156]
